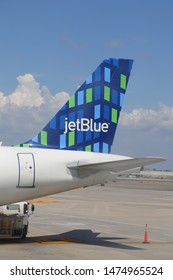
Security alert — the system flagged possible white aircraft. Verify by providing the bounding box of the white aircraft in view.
[0,58,164,205]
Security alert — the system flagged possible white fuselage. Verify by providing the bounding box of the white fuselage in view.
[0,146,132,206]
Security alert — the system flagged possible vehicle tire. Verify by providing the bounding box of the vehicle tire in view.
[21,225,28,239]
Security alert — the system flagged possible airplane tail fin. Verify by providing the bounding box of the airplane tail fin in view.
[19,58,133,153]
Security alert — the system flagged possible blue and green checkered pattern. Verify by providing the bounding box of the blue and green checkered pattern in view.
[19,58,133,153]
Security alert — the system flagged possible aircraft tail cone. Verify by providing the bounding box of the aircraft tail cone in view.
[143,224,150,243]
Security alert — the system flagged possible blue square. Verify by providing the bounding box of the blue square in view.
[50,116,56,130]
[95,67,101,82]
[113,59,119,67]
[94,104,100,119]
[86,130,92,141]
[86,74,92,84]
[77,109,84,119]
[95,86,101,100]
[69,112,75,121]
[77,90,84,105]
[104,105,110,120]
[103,142,109,153]
[112,90,119,105]
[32,135,38,143]
[120,92,125,107]
[104,67,110,82]
[77,131,83,144]
[60,134,66,148]
[94,142,99,152]
[94,131,100,139]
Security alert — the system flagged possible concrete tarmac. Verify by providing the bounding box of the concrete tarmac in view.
[0,180,173,260]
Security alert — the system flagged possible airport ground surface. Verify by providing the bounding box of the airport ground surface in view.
[1,180,173,260]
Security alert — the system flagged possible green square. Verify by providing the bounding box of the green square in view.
[69,94,75,108]
[23,144,30,148]
[104,86,110,101]
[68,131,75,146]
[121,74,126,90]
[41,131,47,145]
[111,108,118,123]
[85,145,91,152]
[14,144,20,147]
[86,88,93,103]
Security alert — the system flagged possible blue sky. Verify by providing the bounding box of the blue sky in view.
[0,0,173,169]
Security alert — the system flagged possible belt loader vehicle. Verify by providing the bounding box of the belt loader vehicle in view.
[0,202,34,238]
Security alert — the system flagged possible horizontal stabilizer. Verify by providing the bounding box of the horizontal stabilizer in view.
[67,157,165,177]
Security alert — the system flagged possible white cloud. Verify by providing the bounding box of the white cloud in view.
[120,103,173,131]
[9,74,44,107]
[113,105,173,170]
[0,92,8,108]
[0,74,69,145]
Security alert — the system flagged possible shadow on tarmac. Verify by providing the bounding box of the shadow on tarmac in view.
[0,229,144,251]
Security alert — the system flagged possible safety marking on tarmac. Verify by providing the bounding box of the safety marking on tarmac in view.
[27,199,58,204]
[28,237,81,245]
[0,237,80,246]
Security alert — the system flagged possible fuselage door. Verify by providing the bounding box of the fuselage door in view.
[17,153,35,188]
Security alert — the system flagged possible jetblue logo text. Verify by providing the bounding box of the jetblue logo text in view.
[64,118,109,134]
